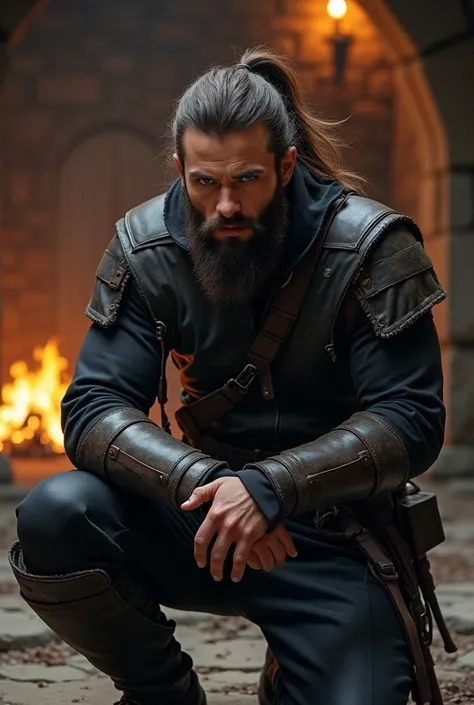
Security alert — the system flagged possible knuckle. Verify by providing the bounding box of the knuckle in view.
[223,518,236,532]
[194,534,206,546]
[234,554,246,564]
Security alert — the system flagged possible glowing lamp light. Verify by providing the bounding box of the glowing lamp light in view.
[327,0,348,21]
[326,0,352,84]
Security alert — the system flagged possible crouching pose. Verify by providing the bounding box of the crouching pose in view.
[9,47,448,705]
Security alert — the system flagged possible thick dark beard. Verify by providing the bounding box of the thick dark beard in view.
[185,184,289,306]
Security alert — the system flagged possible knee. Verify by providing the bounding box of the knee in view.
[16,470,110,573]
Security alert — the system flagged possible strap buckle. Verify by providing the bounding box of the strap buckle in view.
[228,363,258,392]
[376,560,399,582]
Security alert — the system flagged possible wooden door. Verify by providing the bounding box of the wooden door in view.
[57,129,157,369]
[57,129,182,432]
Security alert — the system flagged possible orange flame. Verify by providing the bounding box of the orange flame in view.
[0,340,71,454]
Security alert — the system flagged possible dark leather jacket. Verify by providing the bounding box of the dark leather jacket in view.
[61,164,447,524]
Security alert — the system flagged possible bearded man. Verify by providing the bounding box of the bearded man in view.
[9,48,447,705]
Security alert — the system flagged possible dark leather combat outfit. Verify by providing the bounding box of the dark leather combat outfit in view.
[9,163,447,705]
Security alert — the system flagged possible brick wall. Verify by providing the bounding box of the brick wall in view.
[0,0,396,380]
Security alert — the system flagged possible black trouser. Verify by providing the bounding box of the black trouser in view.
[15,470,412,705]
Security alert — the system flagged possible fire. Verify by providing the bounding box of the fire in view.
[0,339,71,455]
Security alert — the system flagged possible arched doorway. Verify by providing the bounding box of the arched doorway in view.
[57,129,157,368]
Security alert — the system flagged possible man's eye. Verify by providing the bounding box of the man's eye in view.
[239,174,257,183]
[198,178,215,186]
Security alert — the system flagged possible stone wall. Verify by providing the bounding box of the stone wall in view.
[0,0,396,380]
[447,168,474,454]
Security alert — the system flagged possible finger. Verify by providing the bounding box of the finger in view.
[181,483,215,511]
[194,513,219,568]
[266,539,287,569]
[253,545,276,573]
[247,551,263,570]
[210,533,234,582]
[231,538,254,583]
[276,525,298,558]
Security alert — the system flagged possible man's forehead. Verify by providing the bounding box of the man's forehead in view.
[181,124,273,168]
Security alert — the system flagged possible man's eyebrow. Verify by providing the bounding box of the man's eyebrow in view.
[189,170,214,179]
[234,166,266,178]
[188,166,266,180]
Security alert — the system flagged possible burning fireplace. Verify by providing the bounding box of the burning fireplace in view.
[0,339,70,459]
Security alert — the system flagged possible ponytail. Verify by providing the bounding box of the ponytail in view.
[239,47,365,193]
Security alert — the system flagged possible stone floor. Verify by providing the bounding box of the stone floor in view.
[0,476,473,704]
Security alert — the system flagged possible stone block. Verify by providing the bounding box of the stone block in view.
[450,172,474,230]
[0,664,86,682]
[2,273,25,292]
[19,291,54,312]
[164,608,214,626]
[436,583,474,634]
[101,57,136,74]
[1,309,20,336]
[228,0,279,16]
[459,651,474,670]
[66,654,99,675]
[11,56,44,74]
[449,348,474,444]
[201,669,258,690]
[0,556,15,587]
[98,4,143,32]
[37,77,101,104]
[0,596,55,651]
[450,233,474,339]
[191,639,266,671]
[424,39,474,165]
[9,173,30,207]
[0,454,13,484]
[273,33,300,59]
[8,112,53,145]
[431,444,474,480]
[151,23,199,44]
[368,68,393,98]
[0,80,27,107]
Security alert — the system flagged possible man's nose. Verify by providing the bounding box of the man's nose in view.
[216,188,240,219]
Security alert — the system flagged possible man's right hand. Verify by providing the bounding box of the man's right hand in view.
[247,523,297,572]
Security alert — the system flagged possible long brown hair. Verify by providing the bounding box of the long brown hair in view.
[172,46,365,193]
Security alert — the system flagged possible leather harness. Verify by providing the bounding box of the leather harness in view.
[154,193,448,705]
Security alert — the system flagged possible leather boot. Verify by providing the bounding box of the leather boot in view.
[257,647,278,705]
[9,541,205,705]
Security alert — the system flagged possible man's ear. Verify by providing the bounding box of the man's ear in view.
[173,153,184,181]
[280,146,297,187]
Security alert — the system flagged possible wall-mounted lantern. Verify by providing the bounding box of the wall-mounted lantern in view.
[327,0,353,85]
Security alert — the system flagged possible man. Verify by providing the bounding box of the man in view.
[9,48,446,705]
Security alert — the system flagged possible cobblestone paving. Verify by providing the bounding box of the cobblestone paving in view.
[0,477,473,704]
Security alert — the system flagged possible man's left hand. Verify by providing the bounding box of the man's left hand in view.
[181,476,268,583]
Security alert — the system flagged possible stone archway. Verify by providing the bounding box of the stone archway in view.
[353,0,451,437]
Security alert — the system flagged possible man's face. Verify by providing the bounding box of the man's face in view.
[174,124,296,305]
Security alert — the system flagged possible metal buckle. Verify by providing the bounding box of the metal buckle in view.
[376,561,399,581]
[228,363,258,392]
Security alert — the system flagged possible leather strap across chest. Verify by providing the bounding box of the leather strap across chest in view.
[173,194,348,447]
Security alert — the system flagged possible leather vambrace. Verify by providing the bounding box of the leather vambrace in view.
[249,412,410,517]
[75,407,227,508]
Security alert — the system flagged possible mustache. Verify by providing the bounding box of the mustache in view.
[196,212,265,238]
